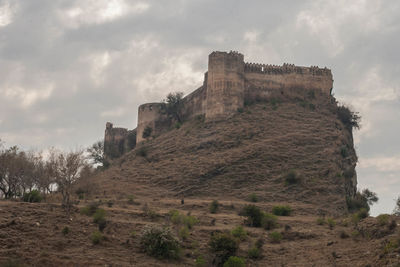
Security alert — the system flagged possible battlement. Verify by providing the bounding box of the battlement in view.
[103,51,334,158]
[244,62,332,76]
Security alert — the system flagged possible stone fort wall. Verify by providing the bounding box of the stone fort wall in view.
[104,51,333,157]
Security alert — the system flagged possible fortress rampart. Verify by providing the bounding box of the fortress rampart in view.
[104,51,333,157]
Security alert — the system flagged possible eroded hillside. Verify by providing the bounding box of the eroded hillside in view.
[91,89,358,216]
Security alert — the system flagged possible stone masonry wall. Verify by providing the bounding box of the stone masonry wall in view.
[104,50,334,153]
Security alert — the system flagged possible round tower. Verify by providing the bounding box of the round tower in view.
[205,51,245,120]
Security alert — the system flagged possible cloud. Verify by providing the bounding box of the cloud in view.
[359,156,400,172]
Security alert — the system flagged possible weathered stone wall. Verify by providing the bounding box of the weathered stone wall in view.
[104,122,127,159]
[107,51,334,149]
[181,84,207,121]
[205,51,245,120]
[136,103,168,143]
[243,62,333,101]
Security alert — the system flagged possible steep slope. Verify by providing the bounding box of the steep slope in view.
[90,89,358,216]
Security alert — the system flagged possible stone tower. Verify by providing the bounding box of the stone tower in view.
[205,51,245,120]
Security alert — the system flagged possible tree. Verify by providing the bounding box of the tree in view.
[87,140,106,166]
[394,196,400,216]
[48,149,85,212]
[361,189,378,205]
[162,92,184,123]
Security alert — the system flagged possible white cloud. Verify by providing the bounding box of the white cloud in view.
[359,156,400,172]
[60,0,149,28]
[3,85,54,108]
[0,1,13,27]
[296,0,384,57]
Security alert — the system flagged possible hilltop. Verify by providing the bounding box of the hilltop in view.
[1,90,399,266]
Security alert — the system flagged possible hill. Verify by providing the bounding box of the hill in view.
[1,89,399,266]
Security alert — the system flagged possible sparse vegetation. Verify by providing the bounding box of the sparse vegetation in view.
[179,226,189,240]
[316,217,325,225]
[269,231,282,243]
[195,256,206,266]
[210,200,220,214]
[91,231,104,245]
[169,210,199,229]
[140,225,181,259]
[136,146,148,157]
[327,218,336,229]
[347,189,378,212]
[223,256,245,267]
[161,92,184,123]
[272,205,292,216]
[248,193,258,202]
[22,190,42,203]
[209,232,239,265]
[376,214,390,226]
[62,226,70,236]
[340,146,348,158]
[80,202,99,216]
[231,226,247,241]
[248,246,261,259]
[239,205,264,227]
[239,205,278,229]
[336,105,360,131]
[394,196,400,216]
[284,170,300,185]
[261,213,278,230]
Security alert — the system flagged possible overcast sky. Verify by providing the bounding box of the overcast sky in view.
[0,0,399,215]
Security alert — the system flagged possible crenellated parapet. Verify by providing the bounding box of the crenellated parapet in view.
[244,62,332,76]
[104,50,334,155]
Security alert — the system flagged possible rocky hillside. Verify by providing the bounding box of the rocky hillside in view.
[91,88,358,216]
[2,89,398,267]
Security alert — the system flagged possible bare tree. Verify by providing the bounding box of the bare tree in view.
[87,140,105,166]
[48,149,85,212]
[394,196,400,216]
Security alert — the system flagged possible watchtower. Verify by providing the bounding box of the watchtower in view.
[205,51,245,120]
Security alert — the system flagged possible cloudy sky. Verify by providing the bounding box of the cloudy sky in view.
[0,0,399,215]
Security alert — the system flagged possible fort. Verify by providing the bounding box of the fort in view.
[104,51,333,158]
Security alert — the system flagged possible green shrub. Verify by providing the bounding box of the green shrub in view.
[261,213,278,230]
[107,200,113,207]
[237,108,244,113]
[93,208,106,224]
[140,225,181,259]
[269,231,282,243]
[272,205,292,216]
[231,226,247,241]
[91,231,104,245]
[142,126,152,138]
[316,217,325,225]
[22,190,42,203]
[340,146,348,158]
[195,256,206,267]
[337,105,360,131]
[247,246,261,259]
[377,214,392,227]
[248,193,258,202]
[127,195,135,204]
[62,226,70,236]
[284,170,300,185]
[179,226,189,240]
[175,122,182,129]
[136,146,148,157]
[223,256,245,267]
[80,202,99,216]
[255,237,264,248]
[210,200,220,214]
[327,218,336,229]
[169,210,198,229]
[239,205,264,227]
[209,233,239,265]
